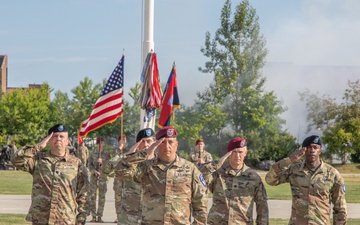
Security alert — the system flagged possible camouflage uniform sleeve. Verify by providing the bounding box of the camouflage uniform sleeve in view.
[103,153,126,175]
[114,150,148,182]
[331,172,347,225]
[253,175,269,225]
[207,153,213,162]
[10,145,40,174]
[265,157,292,186]
[187,153,192,162]
[199,160,220,193]
[191,166,208,225]
[76,163,89,223]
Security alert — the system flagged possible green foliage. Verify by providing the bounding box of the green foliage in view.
[300,80,360,164]
[197,0,296,162]
[0,84,52,145]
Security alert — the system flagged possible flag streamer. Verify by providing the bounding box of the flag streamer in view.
[139,52,162,109]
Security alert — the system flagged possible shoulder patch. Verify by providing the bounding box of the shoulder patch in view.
[342,183,346,193]
[199,174,207,187]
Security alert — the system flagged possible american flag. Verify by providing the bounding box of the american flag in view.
[79,55,124,137]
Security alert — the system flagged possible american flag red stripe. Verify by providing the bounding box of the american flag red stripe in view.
[79,55,124,137]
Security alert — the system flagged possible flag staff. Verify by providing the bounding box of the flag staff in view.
[140,0,155,130]
[121,49,125,139]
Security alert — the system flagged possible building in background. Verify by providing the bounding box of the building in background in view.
[0,54,44,94]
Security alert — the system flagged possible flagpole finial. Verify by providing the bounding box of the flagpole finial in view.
[173,61,176,66]
[122,48,125,55]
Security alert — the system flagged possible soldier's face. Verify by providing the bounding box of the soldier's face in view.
[196,142,205,151]
[158,137,178,162]
[229,147,247,169]
[49,132,69,151]
[305,144,321,163]
[138,137,155,150]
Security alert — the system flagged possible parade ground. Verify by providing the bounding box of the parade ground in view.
[1,178,359,224]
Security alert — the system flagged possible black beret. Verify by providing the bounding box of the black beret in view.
[136,128,155,142]
[302,135,322,147]
[156,126,178,140]
[48,124,68,135]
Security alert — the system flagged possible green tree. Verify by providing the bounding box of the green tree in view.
[0,84,51,145]
[197,0,295,162]
[300,80,360,163]
[49,90,71,128]
[68,77,101,137]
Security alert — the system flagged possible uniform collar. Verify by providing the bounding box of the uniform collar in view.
[301,160,324,174]
[156,155,181,170]
[225,162,249,176]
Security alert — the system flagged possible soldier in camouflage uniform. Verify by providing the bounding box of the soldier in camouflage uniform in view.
[88,136,112,223]
[105,129,156,224]
[115,126,208,225]
[188,138,213,167]
[265,135,347,225]
[76,140,89,168]
[103,134,127,223]
[200,137,269,225]
[11,124,88,225]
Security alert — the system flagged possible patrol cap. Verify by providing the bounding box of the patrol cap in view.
[96,136,104,144]
[156,126,178,140]
[136,128,155,142]
[302,135,322,147]
[48,124,68,135]
[195,138,204,145]
[227,137,247,152]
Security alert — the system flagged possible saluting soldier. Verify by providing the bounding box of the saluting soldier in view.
[188,138,213,167]
[200,137,269,225]
[88,136,112,223]
[265,135,347,225]
[105,128,155,224]
[11,124,88,225]
[115,126,208,225]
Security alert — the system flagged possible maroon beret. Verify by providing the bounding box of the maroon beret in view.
[195,138,204,145]
[156,126,178,140]
[96,136,104,144]
[227,137,247,152]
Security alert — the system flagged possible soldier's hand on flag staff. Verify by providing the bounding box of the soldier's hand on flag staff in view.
[289,147,306,163]
[37,132,53,151]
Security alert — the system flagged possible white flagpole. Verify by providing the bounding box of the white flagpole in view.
[140,0,156,130]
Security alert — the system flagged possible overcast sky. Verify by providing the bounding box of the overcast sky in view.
[2,0,360,139]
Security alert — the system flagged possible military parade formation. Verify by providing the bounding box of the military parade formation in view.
[3,123,347,225]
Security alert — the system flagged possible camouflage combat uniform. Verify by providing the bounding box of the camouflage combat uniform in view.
[11,145,88,225]
[200,160,269,225]
[104,148,143,225]
[88,149,111,218]
[116,151,208,225]
[76,145,89,167]
[265,158,347,225]
[187,150,213,167]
